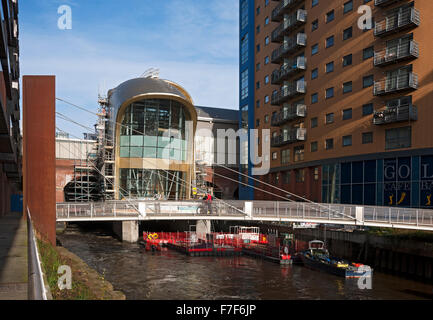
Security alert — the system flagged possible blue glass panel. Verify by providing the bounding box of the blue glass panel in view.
[352,161,363,184]
[376,183,384,206]
[364,160,376,183]
[130,136,144,147]
[377,159,383,183]
[341,185,351,204]
[412,182,419,207]
[412,156,420,181]
[143,136,157,147]
[341,163,351,184]
[120,147,130,157]
[352,184,363,205]
[364,184,376,206]
[130,147,143,158]
[397,157,411,182]
[120,136,130,146]
[143,147,157,158]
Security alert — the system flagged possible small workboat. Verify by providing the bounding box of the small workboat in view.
[300,240,373,279]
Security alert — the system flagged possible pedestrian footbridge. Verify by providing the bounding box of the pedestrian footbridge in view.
[56,200,433,231]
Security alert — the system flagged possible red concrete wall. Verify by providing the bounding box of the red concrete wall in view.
[56,159,76,203]
[23,76,56,245]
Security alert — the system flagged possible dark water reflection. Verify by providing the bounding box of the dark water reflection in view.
[57,227,433,300]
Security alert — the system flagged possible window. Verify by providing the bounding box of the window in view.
[241,0,248,30]
[272,152,277,160]
[265,36,269,45]
[326,10,334,23]
[265,0,269,6]
[241,33,249,65]
[314,168,319,181]
[385,126,411,150]
[326,113,334,124]
[256,119,260,127]
[362,103,373,116]
[363,75,374,88]
[296,169,305,183]
[343,27,353,40]
[312,0,319,7]
[326,61,334,73]
[256,6,260,15]
[265,95,269,104]
[256,100,260,108]
[326,35,334,48]
[343,135,352,147]
[312,43,318,55]
[256,81,260,89]
[265,56,270,64]
[256,25,260,34]
[265,17,269,25]
[343,54,352,67]
[281,149,290,164]
[256,44,260,52]
[264,115,269,123]
[343,81,353,93]
[311,141,318,152]
[241,69,248,100]
[343,108,352,120]
[363,46,374,60]
[344,1,353,14]
[325,138,334,150]
[326,87,334,99]
[311,117,318,128]
[362,132,373,144]
[284,171,291,184]
[294,146,304,162]
[264,75,269,84]
[311,68,318,79]
[312,19,318,31]
[311,93,318,104]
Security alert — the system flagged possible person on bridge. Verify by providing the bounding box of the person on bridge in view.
[204,193,213,215]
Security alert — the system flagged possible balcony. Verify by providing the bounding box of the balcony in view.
[271,0,305,22]
[374,7,420,37]
[271,104,307,126]
[374,72,418,96]
[374,40,419,66]
[373,104,418,125]
[375,0,405,7]
[271,9,307,43]
[271,80,306,106]
[271,33,306,64]
[271,128,307,147]
[271,56,306,85]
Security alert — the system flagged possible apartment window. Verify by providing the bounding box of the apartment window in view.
[256,44,260,52]
[326,36,334,48]
[314,168,319,181]
[326,87,334,99]
[363,46,374,60]
[241,69,248,100]
[281,149,290,164]
[296,169,305,183]
[256,100,260,108]
[343,54,352,67]
[256,25,260,34]
[265,17,269,25]
[312,0,319,7]
[265,0,269,6]
[362,132,373,144]
[362,103,373,116]
[311,141,318,152]
[343,27,353,40]
[264,115,269,123]
[363,75,374,88]
[265,95,269,104]
[385,126,411,150]
[265,36,269,45]
[311,117,318,128]
[343,108,352,120]
[311,68,318,79]
[256,81,260,89]
[325,138,334,150]
[294,146,304,162]
[326,61,334,73]
[326,10,334,23]
[256,119,260,127]
[264,75,269,84]
[326,113,334,124]
[241,33,249,65]
[284,171,291,184]
[312,43,318,55]
[311,93,318,104]
[256,6,260,15]
[343,1,353,14]
[272,152,277,160]
[256,63,261,71]
[312,19,318,31]
[265,56,270,64]
[275,173,280,184]
[343,81,353,93]
[343,135,352,147]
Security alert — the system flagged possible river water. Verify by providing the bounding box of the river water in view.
[57,225,433,300]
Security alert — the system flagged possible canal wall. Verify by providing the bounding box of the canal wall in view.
[294,229,433,283]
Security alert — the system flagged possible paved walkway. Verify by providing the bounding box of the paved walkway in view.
[0,212,28,300]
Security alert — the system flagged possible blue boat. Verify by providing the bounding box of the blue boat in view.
[300,240,373,279]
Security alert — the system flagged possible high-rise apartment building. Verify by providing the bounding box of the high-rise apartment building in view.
[239,0,433,208]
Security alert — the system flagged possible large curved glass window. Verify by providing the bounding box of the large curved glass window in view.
[119,99,189,160]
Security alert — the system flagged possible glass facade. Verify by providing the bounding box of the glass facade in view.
[119,99,189,161]
[322,155,433,208]
[119,169,186,200]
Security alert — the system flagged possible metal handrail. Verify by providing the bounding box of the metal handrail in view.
[374,41,419,66]
[27,208,48,300]
[374,7,420,36]
[373,72,418,95]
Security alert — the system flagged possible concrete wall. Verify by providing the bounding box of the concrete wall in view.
[113,221,139,243]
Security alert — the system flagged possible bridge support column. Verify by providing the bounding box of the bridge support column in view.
[113,221,139,243]
[196,220,211,241]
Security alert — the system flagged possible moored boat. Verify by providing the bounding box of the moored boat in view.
[300,240,373,279]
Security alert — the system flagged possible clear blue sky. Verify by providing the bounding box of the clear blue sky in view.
[20,0,239,137]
